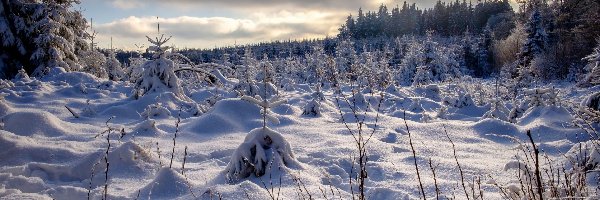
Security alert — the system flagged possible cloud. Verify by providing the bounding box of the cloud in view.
[94,11,345,49]
[109,0,144,9]
[104,0,393,12]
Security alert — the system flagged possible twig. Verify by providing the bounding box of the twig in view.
[65,105,80,118]
[403,111,426,200]
[428,158,440,200]
[170,108,182,169]
[443,124,469,200]
[181,146,188,175]
[527,130,544,200]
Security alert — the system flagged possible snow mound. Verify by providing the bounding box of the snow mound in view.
[199,180,272,199]
[2,111,96,138]
[413,84,441,101]
[473,118,520,138]
[302,99,321,117]
[0,100,13,117]
[130,119,163,137]
[21,141,156,184]
[183,98,262,134]
[42,71,99,86]
[140,102,172,119]
[99,141,157,177]
[0,190,52,200]
[138,168,190,199]
[582,91,600,110]
[0,131,86,166]
[518,106,573,127]
[99,92,198,119]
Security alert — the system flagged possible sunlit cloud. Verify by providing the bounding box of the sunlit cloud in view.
[94,11,345,50]
[109,0,143,10]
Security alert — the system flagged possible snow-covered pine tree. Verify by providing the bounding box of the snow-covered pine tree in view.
[234,47,259,96]
[303,85,325,117]
[356,50,376,89]
[29,0,88,76]
[335,39,356,83]
[302,99,321,117]
[483,98,510,121]
[106,50,124,81]
[126,56,146,82]
[477,28,493,77]
[580,37,600,87]
[305,46,327,84]
[412,66,432,87]
[125,45,147,83]
[462,29,478,75]
[397,38,424,86]
[255,54,275,84]
[81,50,107,79]
[133,34,188,101]
[79,19,108,79]
[226,88,299,181]
[0,0,89,78]
[13,67,30,82]
[516,9,547,86]
[483,79,509,121]
[377,49,394,90]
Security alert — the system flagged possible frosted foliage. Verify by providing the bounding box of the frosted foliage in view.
[255,58,275,83]
[81,50,107,79]
[0,79,14,89]
[524,88,559,108]
[302,99,321,116]
[237,48,257,84]
[412,66,432,86]
[509,100,529,123]
[106,51,124,81]
[226,95,297,181]
[140,102,171,119]
[483,98,510,121]
[582,38,600,86]
[133,35,189,101]
[134,58,186,100]
[579,92,600,124]
[397,40,423,86]
[305,47,327,83]
[583,92,600,111]
[443,92,474,108]
[225,127,298,181]
[13,68,30,82]
[126,57,147,83]
[335,39,356,81]
[398,36,463,86]
[29,1,87,76]
[565,141,600,172]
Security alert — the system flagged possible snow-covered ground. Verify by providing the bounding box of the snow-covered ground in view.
[0,70,598,199]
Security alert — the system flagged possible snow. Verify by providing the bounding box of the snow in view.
[0,72,597,199]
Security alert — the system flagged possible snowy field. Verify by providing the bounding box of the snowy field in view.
[0,66,598,199]
[2,0,600,199]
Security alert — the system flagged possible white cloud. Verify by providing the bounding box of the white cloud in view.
[109,0,143,10]
[94,11,345,49]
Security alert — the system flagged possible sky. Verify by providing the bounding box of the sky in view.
[78,0,518,50]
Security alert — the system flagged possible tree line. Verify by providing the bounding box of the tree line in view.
[338,0,513,39]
